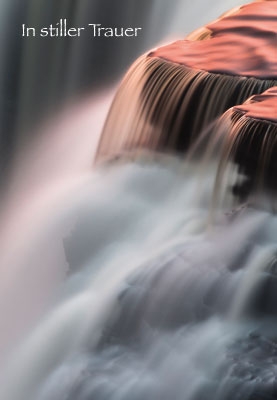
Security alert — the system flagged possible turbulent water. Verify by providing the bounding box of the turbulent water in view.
[1,154,277,400]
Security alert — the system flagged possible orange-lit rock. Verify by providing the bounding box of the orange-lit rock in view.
[150,2,277,79]
[234,87,277,123]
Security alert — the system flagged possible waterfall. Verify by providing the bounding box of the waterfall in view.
[0,0,254,181]
[2,158,277,400]
[212,88,277,204]
[1,1,277,400]
[96,1,277,161]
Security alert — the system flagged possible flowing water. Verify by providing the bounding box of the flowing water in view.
[1,1,277,400]
[2,155,277,400]
[2,152,277,400]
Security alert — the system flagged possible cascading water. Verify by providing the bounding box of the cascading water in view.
[96,1,277,160]
[1,1,277,400]
[212,88,277,204]
[3,157,277,400]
